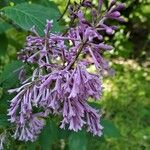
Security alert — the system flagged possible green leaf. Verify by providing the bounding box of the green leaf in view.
[0,34,8,56]
[39,120,58,150]
[101,119,120,138]
[69,131,87,150]
[0,93,12,114]
[0,0,8,9]
[2,3,62,35]
[10,0,26,4]
[25,141,37,150]
[0,114,9,128]
[31,0,58,7]
[88,101,102,110]
[0,21,11,34]
[58,128,71,139]
[0,60,23,88]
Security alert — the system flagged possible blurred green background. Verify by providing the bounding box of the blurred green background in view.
[0,0,150,149]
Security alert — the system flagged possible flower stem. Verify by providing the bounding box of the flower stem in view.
[66,41,87,70]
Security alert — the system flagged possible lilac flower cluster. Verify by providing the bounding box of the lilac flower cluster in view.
[8,0,125,141]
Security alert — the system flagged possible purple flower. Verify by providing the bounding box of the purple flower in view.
[13,114,45,142]
[0,131,7,150]
[8,79,47,141]
[60,97,103,136]
[8,0,126,141]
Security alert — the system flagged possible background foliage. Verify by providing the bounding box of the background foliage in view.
[0,0,150,149]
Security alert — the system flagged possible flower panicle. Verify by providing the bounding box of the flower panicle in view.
[8,0,126,142]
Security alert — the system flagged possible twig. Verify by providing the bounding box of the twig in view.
[66,40,87,70]
[57,0,71,22]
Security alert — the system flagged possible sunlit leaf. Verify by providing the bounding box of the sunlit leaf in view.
[2,3,62,35]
